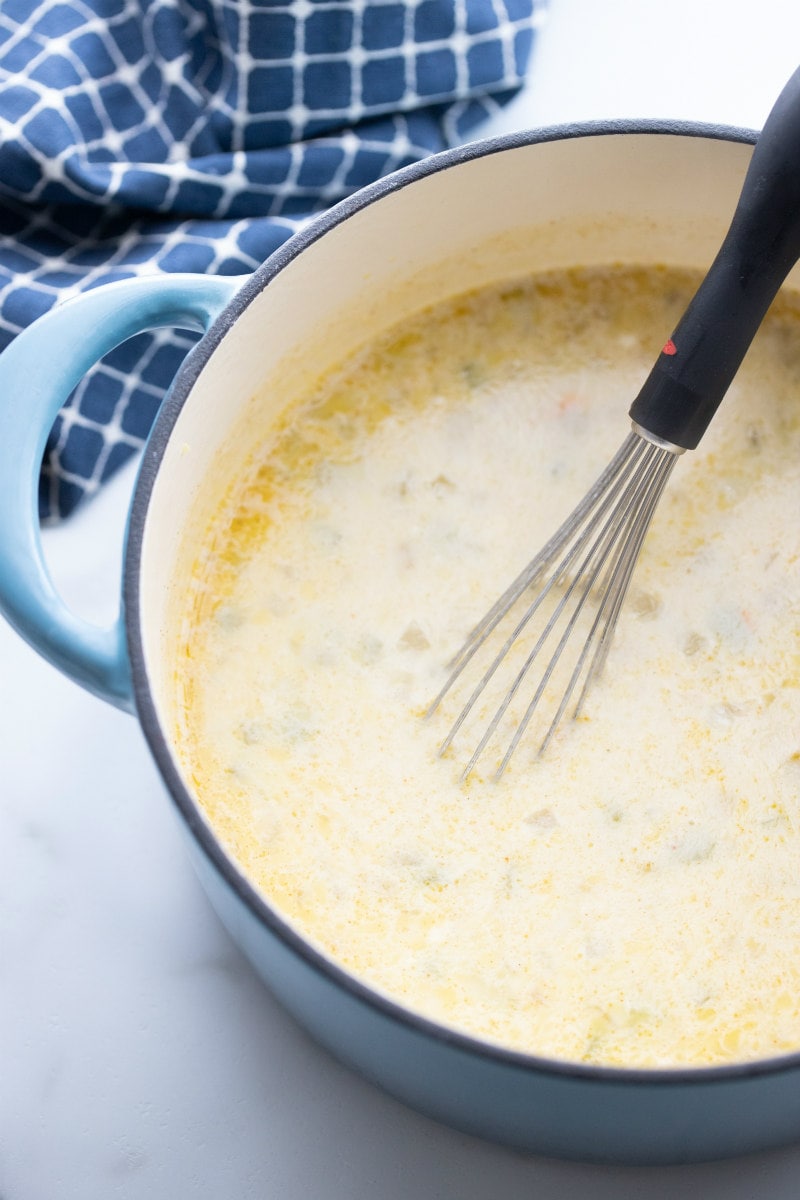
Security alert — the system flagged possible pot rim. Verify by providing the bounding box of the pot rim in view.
[126,116,800,1087]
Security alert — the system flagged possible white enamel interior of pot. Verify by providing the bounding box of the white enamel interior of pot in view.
[138,129,784,747]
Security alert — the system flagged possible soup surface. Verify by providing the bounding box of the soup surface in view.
[173,266,800,1067]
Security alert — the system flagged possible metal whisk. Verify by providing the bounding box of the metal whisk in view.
[429,65,800,778]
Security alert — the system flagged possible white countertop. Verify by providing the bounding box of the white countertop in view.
[4,3,800,1196]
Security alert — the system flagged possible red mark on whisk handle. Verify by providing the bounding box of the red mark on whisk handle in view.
[630,63,800,452]
[662,338,677,356]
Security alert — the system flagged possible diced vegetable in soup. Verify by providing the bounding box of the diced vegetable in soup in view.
[172,266,800,1068]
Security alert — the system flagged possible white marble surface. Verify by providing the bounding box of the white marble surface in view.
[4,3,800,1197]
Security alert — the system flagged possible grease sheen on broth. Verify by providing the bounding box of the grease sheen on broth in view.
[173,266,800,1068]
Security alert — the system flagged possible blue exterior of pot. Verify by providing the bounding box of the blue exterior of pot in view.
[182,827,800,1165]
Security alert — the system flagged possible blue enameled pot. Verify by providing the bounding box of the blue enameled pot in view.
[1,122,798,1165]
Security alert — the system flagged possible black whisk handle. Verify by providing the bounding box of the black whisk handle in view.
[629,64,800,450]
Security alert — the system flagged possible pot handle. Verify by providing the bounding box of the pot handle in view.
[0,272,241,711]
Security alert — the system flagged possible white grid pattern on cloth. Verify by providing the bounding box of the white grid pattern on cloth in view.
[0,0,545,519]
[0,0,540,214]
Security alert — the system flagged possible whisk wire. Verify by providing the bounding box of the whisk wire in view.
[430,430,681,778]
[497,442,664,774]
[428,432,642,741]
[537,441,678,763]
[491,438,676,776]
[572,444,678,718]
[437,432,642,683]
[463,440,660,778]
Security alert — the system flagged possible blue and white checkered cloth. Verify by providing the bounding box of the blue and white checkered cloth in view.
[0,0,544,520]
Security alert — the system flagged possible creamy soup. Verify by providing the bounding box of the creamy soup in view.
[172,266,800,1068]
